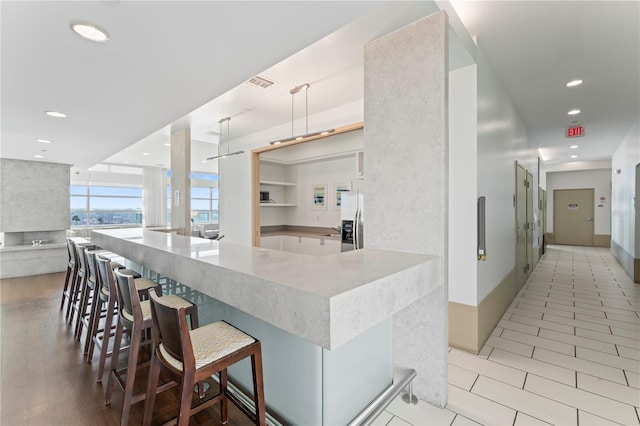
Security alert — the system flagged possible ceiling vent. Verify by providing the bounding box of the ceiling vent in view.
[245,75,274,89]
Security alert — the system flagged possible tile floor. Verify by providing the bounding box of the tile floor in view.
[378,245,640,425]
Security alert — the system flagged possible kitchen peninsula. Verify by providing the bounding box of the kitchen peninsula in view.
[92,227,439,424]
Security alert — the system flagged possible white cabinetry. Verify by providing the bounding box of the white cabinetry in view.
[281,235,300,253]
[279,236,340,256]
[260,235,282,250]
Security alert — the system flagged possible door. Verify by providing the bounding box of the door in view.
[538,187,546,256]
[526,171,534,275]
[553,189,594,246]
[515,163,528,291]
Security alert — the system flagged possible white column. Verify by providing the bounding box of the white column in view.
[142,167,167,227]
[170,129,191,235]
[364,11,449,406]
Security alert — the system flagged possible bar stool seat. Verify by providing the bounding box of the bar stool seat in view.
[143,291,266,426]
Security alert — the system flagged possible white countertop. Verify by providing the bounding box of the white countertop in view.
[92,228,440,349]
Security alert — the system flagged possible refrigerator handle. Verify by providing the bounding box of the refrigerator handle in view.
[354,208,360,251]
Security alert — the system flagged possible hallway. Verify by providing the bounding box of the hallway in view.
[381,245,640,425]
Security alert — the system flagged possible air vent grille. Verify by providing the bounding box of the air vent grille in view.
[246,75,274,89]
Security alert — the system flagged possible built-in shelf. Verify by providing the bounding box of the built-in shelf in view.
[260,203,297,207]
[260,180,296,187]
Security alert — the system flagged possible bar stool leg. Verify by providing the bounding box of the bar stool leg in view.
[142,351,162,426]
[120,326,143,426]
[251,349,266,426]
[220,369,228,424]
[96,294,116,383]
[105,321,124,405]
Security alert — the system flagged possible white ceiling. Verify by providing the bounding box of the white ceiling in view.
[1,1,638,172]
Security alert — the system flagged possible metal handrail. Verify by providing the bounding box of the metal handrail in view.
[348,369,417,426]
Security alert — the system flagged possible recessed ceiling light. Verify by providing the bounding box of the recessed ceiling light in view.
[570,155,578,159]
[45,110,67,118]
[142,153,149,156]
[164,143,171,146]
[33,154,44,158]
[568,109,581,115]
[566,79,583,87]
[37,139,52,144]
[570,145,579,149]
[70,21,110,43]
[123,161,129,164]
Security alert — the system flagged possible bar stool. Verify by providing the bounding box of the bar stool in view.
[143,291,266,426]
[92,255,121,383]
[74,247,126,342]
[105,269,197,426]
[79,247,158,347]
[60,238,78,314]
[70,242,95,330]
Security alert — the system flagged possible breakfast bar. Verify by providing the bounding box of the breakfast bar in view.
[92,228,439,424]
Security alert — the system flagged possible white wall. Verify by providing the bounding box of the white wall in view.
[448,64,478,306]
[546,169,612,236]
[611,123,640,257]
[287,157,358,228]
[476,45,536,303]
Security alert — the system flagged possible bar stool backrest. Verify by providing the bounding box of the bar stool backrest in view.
[66,239,76,266]
[85,249,99,286]
[96,256,114,297]
[148,291,189,367]
[75,243,89,275]
[113,269,142,329]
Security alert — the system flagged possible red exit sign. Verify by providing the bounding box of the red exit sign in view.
[566,125,585,138]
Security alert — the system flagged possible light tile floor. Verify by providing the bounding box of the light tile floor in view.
[378,245,640,425]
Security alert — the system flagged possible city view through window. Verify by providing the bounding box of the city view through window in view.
[70,173,219,227]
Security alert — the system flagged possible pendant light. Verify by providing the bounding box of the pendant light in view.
[269,83,335,145]
[206,117,244,160]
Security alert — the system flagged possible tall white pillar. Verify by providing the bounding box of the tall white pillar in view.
[364,11,449,406]
[142,167,167,228]
[170,129,191,235]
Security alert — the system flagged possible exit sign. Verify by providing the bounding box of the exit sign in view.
[566,125,585,138]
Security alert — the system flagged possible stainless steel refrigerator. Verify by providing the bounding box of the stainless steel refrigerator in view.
[340,191,364,252]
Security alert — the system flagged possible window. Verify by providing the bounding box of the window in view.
[165,185,219,225]
[191,187,219,223]
[70,185,142,227]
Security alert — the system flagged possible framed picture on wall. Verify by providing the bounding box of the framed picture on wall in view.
[312,184,327,210]
[333,182,351,210]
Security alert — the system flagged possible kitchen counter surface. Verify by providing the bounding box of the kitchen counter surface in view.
[92,227,439,350]
[260,229,341,240]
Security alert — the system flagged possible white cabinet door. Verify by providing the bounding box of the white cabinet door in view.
[281,235,301,253]
[322,239,341,255]
[260,236,282,250]
[299,237,323,256]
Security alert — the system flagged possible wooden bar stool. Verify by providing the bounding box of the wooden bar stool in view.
[105,269,197,426]
[60,238,78,314]
[143,291,266,426]
[70,242,95,330]
[92,255,121,383]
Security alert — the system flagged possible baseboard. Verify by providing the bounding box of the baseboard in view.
[449,268,517,354]
[593,234,611,247]
[477,268,517,351]
[448,302,478,353]
[611,240,640,283]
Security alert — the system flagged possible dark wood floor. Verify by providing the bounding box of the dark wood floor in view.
[0,272,255,426]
